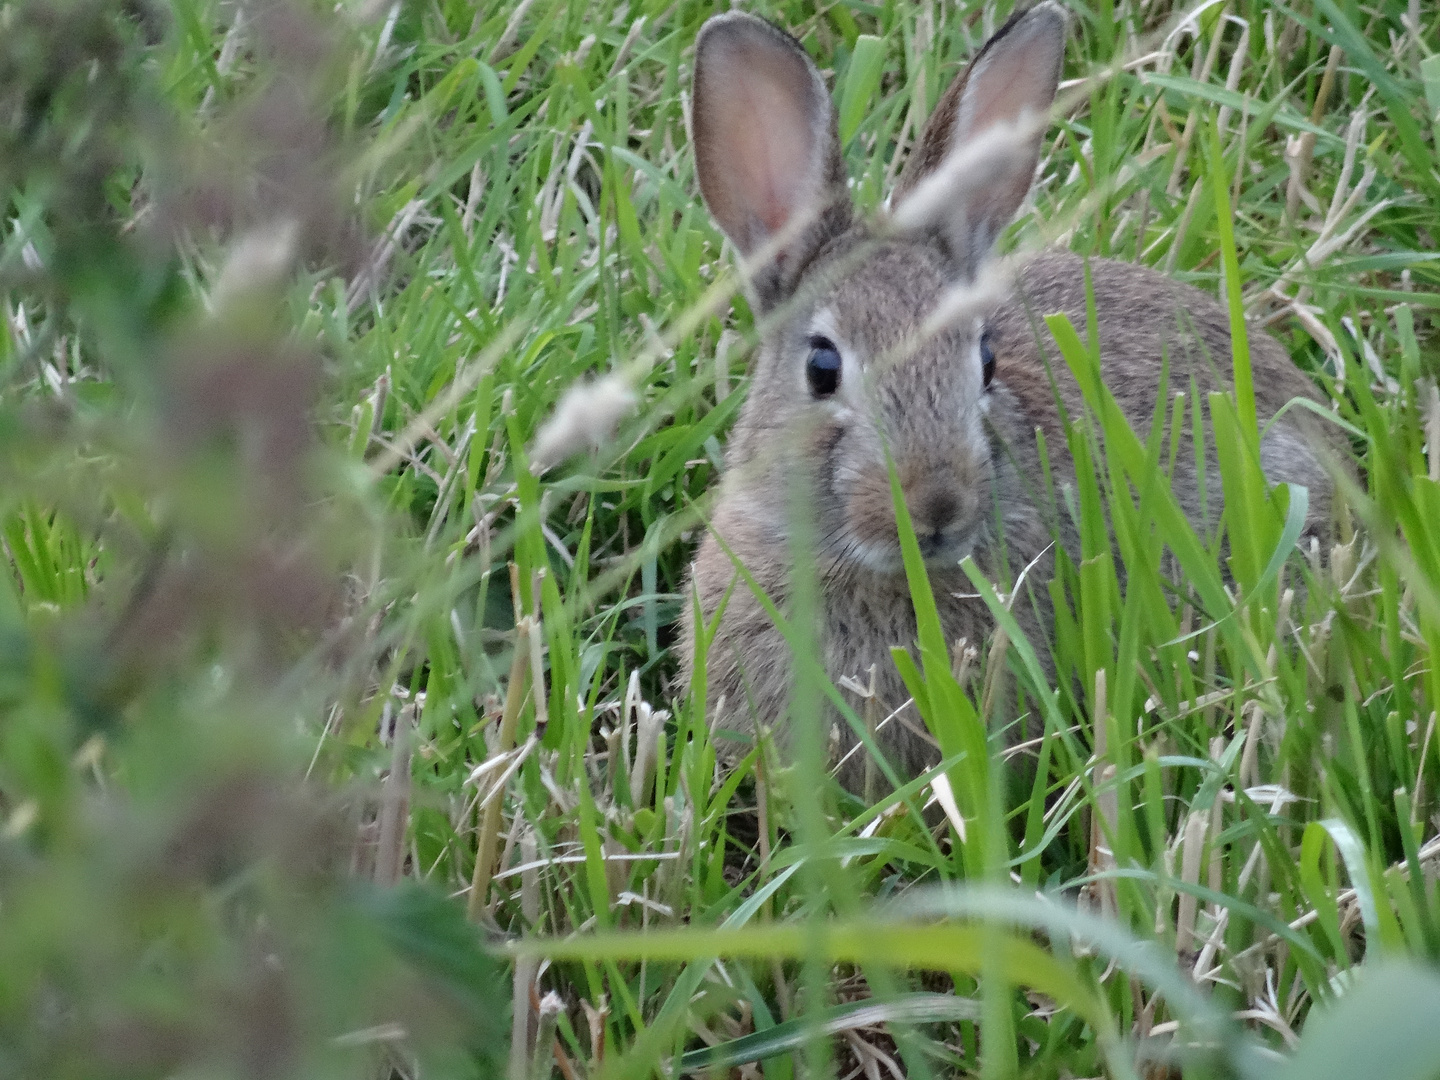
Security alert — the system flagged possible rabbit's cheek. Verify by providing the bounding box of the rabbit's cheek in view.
[838,462,905,571]
[801,412,849,477]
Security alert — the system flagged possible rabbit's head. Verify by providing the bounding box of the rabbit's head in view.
[692,4,1066,573]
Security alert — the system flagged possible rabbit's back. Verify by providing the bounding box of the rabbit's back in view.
[990,251,1338,537]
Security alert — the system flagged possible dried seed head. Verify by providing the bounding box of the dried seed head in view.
[210,218,299,311]
[529,373,638,473]
[889,113,1041,237]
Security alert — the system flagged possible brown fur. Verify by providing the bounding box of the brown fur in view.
[680,5,1339,792]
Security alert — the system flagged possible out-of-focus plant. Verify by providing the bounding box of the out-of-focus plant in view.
[5,0,1439,1076]
[0,2,502,1077]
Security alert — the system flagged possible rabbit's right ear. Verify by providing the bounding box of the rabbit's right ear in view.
[892,3,1067,279]
[692,13,851,311]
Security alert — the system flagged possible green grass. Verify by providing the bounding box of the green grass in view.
[2,0,1440,1077]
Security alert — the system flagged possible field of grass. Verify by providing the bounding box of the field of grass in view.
[1,0,1439,1077]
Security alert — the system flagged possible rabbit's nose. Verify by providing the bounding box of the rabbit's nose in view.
[909,486,959,539]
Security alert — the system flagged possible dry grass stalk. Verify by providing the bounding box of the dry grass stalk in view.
[509,831,542,1080]
[930,772,968,843]
[628,690,668,810]
[1163,9,1231,196]
[530,991,566,1080]
[374,701,414,886]
[1284,44,1344,224]
[485,0,539,64]
[1087,668,1118,919]
[1160,177,1204,273]
[580,998,608,1073]
[367,319,526,480]
[469,608,536,922]
[979,627,1012,726]
[862,666,881,805]
[1214,20,1250,141]
[1175,809,1208,957]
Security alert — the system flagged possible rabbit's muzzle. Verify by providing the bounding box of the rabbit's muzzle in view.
[842,450,988,571]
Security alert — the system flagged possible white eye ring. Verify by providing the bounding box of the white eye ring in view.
[803,308,861,409]
[805,335,843,398]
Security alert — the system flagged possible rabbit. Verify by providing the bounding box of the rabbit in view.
[678,3,1339,792]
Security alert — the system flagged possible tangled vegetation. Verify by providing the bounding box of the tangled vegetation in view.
[1,0,1438,1077]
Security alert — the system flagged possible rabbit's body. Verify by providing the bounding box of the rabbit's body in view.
[993,251,1335,521]
[679,5,1337,789]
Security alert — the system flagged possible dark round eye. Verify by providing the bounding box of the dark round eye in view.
[806,335,842,398]
[979,329,996,389]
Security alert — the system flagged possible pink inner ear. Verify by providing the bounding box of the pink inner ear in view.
[953,14,1065,145]
[959,64,1045,137]
[696,31,824,252]
[725,82,811,233]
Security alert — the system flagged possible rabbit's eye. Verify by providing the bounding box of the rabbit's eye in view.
[806,335,842,398]
[979,329,996,389]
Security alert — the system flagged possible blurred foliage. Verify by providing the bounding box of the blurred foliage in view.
[0,2,502,1077]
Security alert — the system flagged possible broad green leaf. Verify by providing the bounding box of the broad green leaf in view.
[838,35,887,145]
[1273,962,1440,1080]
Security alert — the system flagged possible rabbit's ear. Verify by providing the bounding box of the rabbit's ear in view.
[692,13,851,310]
[893,2,1066,277]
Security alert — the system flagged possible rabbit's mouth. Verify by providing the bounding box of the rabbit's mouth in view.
[839,525,980,575]
[915,528,978,564]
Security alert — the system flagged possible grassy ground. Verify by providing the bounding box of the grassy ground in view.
[2,0,1440,1077]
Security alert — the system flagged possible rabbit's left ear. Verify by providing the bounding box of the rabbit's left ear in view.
[893,2,1067,277]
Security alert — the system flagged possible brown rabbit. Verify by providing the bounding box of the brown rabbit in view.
[679,4,1337,790]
